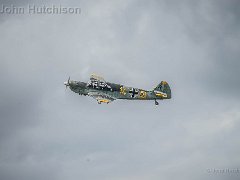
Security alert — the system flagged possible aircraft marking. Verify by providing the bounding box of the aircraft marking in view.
[155,91,167,98]
[139,90,147,98]
[120,86,127,95]
[87,79,112,90]
[129,88,139,98]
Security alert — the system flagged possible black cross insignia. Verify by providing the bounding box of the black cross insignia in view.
[129,88,138,98]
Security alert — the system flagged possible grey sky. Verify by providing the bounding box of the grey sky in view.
[0,0,240,180]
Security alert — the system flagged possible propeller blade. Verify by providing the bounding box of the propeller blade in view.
[64,76,70,90]
[68,76,70,84]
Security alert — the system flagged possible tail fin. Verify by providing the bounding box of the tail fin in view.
[154,81,171,99]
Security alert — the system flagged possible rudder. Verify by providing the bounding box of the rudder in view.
[154,81,171,99]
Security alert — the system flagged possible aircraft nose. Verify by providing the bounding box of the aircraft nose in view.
[64,81,70,89]
[64,77,71,87]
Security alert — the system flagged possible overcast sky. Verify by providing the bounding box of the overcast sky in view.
[0,0,240,180]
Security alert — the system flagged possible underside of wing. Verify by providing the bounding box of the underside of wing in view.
[88,92,116,104]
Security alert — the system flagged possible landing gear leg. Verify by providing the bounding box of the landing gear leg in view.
[154,99,159,106]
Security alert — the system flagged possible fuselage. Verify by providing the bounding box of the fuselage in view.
[68,80,169,100]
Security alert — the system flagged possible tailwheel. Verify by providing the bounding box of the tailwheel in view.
[154,99,159,106]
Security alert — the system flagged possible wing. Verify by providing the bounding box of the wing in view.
[88,91,116,104]
[90,74,105,82]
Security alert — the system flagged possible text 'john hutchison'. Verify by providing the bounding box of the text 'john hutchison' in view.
[0,4,81,14]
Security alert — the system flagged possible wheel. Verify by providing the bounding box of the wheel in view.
[98,101,101,104]
[155,100,159,106]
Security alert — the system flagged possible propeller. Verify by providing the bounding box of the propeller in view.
[64,76,70,89]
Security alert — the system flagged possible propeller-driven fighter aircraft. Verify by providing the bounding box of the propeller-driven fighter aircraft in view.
[64,74,171,105]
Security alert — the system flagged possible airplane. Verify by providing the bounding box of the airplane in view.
[64,74,171,105]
